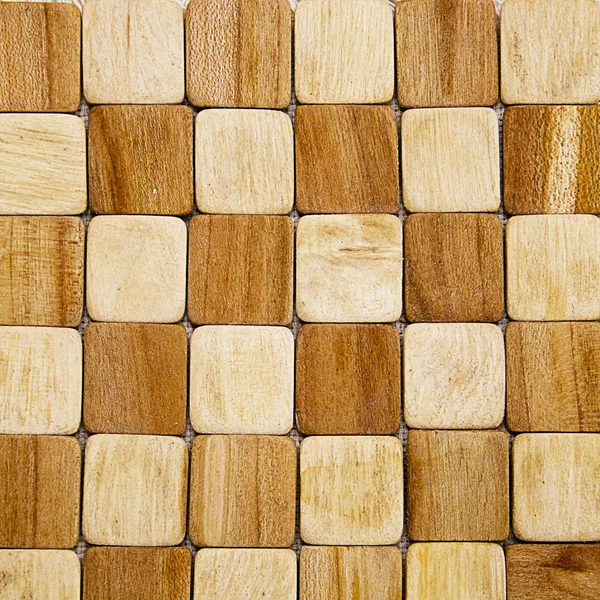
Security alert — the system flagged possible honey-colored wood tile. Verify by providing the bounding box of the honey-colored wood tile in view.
[0,217,84,327]
[188,215,293,325]
[295,0,394,104]
[296,324,400,435]
[404,214,504,323]
[0,436,81,548]
[88,105,193,215]
[296,215,403,323]
[300,436,403,545]
[189,435,296,547]
[84,323,187,435]
[408,430,509,541]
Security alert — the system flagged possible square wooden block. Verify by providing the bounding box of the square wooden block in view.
[295,0,394,104]
[195,109,294,215]
[88,105,193,215]
[296,324,401,435]
[404,214,504,322]
[188,215,293,325]
[300,436,403,545]
[396,0,498,107]
[402,108,500,213]
[506,215,600,321]
[0,217,84,327]
[0,436,80,548]
[87,216,187,323]
[84,323,187,435]
[404,323,505,429]
[296,215,402,323]
[501,0,600,104]
[189,435,296,547]
[83,434,188,546]
[408,430,509,541]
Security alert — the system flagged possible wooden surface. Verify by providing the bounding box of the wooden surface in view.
[84,323,188,435]
[404,214,504,323]
[189,435,296,547]
[300,436,403,545]
[296,324,400,434]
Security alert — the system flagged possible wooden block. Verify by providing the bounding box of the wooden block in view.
[84,323,187,435]
[300,436,403,545]
[501,0,600,104]
[402,108,500,213]
[296,215,402,323]
[186,0,291,108]
[506,215,600,321]
[513,433,600,542]
[0,436,81,548]
[396,0,498,107]
[86,216,187,323]
[404,214,504,323]
[404,323,505,429]
[408,430,509,541]
[296,324,401,435]
[188,215,293,325]
[189,435,296,547]
[195,109,294,214]
[295,0,394,104]
[190,326,294,435]
[88,105,193,215]
[0,217,84,327]
[83,434,188,546]
[295,105,399,214]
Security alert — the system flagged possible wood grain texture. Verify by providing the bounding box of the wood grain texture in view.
[295,105,399,214]
[88,105,193,215]
[408,430,509,541]
[404,214,504,323]
[300,436,403,545]
[84,323,187,435]
[296,324,401,435]
[188,215,293,325]
[0,436,81,549]
[189,435,296,547]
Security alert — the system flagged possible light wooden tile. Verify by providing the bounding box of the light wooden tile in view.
[295,0,394,104]
[506,215,600,321]
[300,436,403,545]
[195,110,294,215]
[83,434,188,546]
[296,215,402,323]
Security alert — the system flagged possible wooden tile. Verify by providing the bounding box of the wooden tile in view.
[195,109,294,215]
[402,108,500,213]
[396,0,498,107]
[86,216,187,323]
[84,323,187,435]
[189,435,296,547]
[506,215,600,321]
[88,105,193,215]
[0,217,84,327]
[404,214,504,323]
[501,0,600,104]
[408,430,509,541]
[188,215,293,325]
[300,436,403,545]
[0,327,81,435]
[0,436,81,548]
[296,215,402,323]
[190,326,294,435]
[513,433,600,542]
[295,0,394,104]
[404,324,505,429]
[296,324,400,435]
[504,106,600,215]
